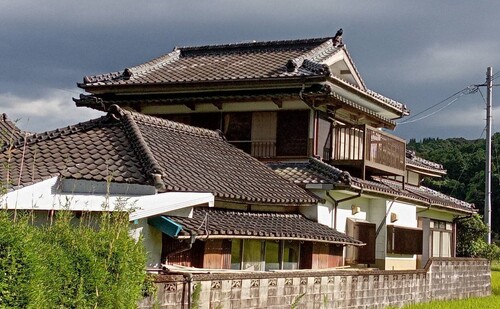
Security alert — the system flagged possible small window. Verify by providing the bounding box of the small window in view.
[265,240,280,271]
[242,239,264,271]
[430,220,453,258]
[230,239,302,270]
[276,110,309,156]
[283,241,300,270]
[387,225,423,255]
[223,112,252,153]
[230,239,242,270]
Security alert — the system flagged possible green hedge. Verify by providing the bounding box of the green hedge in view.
[0,210,146,308]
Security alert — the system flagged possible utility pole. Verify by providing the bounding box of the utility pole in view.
[485,67,493,244]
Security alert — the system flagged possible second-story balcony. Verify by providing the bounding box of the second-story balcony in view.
[326,124,406,179]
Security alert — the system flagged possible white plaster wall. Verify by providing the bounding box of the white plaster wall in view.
[330,191,370,233]
[368,198,387,260]
[336,196,369,233]
[300,190,333,227]
[130,219,163,268]
[387,200,417,227]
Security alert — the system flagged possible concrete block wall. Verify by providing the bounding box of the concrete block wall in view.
[139,258,491,308]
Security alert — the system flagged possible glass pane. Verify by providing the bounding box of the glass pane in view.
[243,239,263,271]
[446,223,452,231]
[283,241,300,270]
[231,239,242,270]
[441,232,452,257]
[432,231,441,257]
[265,241,280,271]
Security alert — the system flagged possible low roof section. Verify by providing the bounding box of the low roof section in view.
[76,31,409,125]
[406,150,447,177]
[0,105,317,207]
[167,207,363,246]
[269,158,475,214]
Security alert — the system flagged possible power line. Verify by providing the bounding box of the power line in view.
[397,86,478,125]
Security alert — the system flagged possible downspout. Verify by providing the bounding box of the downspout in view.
[326,185,363,230]
[375,196,399,238]
[166,229,197,262]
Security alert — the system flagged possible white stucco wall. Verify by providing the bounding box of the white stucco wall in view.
[130,219,163,268]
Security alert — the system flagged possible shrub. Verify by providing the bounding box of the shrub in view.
[0,209,147,308]
[456,214,500,260]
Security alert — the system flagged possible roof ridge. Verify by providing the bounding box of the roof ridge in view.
[285,39,337,73]
[176,37,333,55]
[108,105,166,190]
[1,116,109,152]
[308,157,351,184]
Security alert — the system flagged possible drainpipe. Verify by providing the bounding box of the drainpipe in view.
[185,273,193,309]
[166,229,197,263]
[416,201,432,214]
[375,197,398,238]
[326,186,363,230]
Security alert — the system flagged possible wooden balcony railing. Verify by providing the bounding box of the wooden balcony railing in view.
[228,140,277,158]
[330,125,406,178]
[229,139,309,159]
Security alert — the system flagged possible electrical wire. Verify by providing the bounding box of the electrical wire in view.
[397,86,478,125]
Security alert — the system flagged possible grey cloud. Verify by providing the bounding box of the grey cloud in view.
[2,0,500,139]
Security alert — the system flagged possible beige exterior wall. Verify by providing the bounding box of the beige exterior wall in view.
[129,219,163,268]
[406,170,420,186]
[385,256,417,270]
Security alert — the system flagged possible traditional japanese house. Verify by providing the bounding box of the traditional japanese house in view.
[74,30,475,270]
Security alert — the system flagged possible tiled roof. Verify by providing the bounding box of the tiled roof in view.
[354,177,474,213]
[78,34,408,115]
[0,114,26,145]
[268,157,351,186]
[0,106,317,206]
[0,116,148,189]
[81,38,333,86]
[168,207,363,246]
[406,150,446,174]
[268,158,474,213]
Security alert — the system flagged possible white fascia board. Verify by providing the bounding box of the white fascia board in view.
[129,192,214,221]
[2,177,214,220]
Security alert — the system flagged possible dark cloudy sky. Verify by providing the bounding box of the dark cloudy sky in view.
[1,1,500,140]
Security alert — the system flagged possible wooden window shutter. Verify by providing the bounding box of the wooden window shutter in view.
[345,219,376,264]
[387,225,423,255]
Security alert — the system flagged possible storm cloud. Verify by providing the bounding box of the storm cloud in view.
[1,1,499,139]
